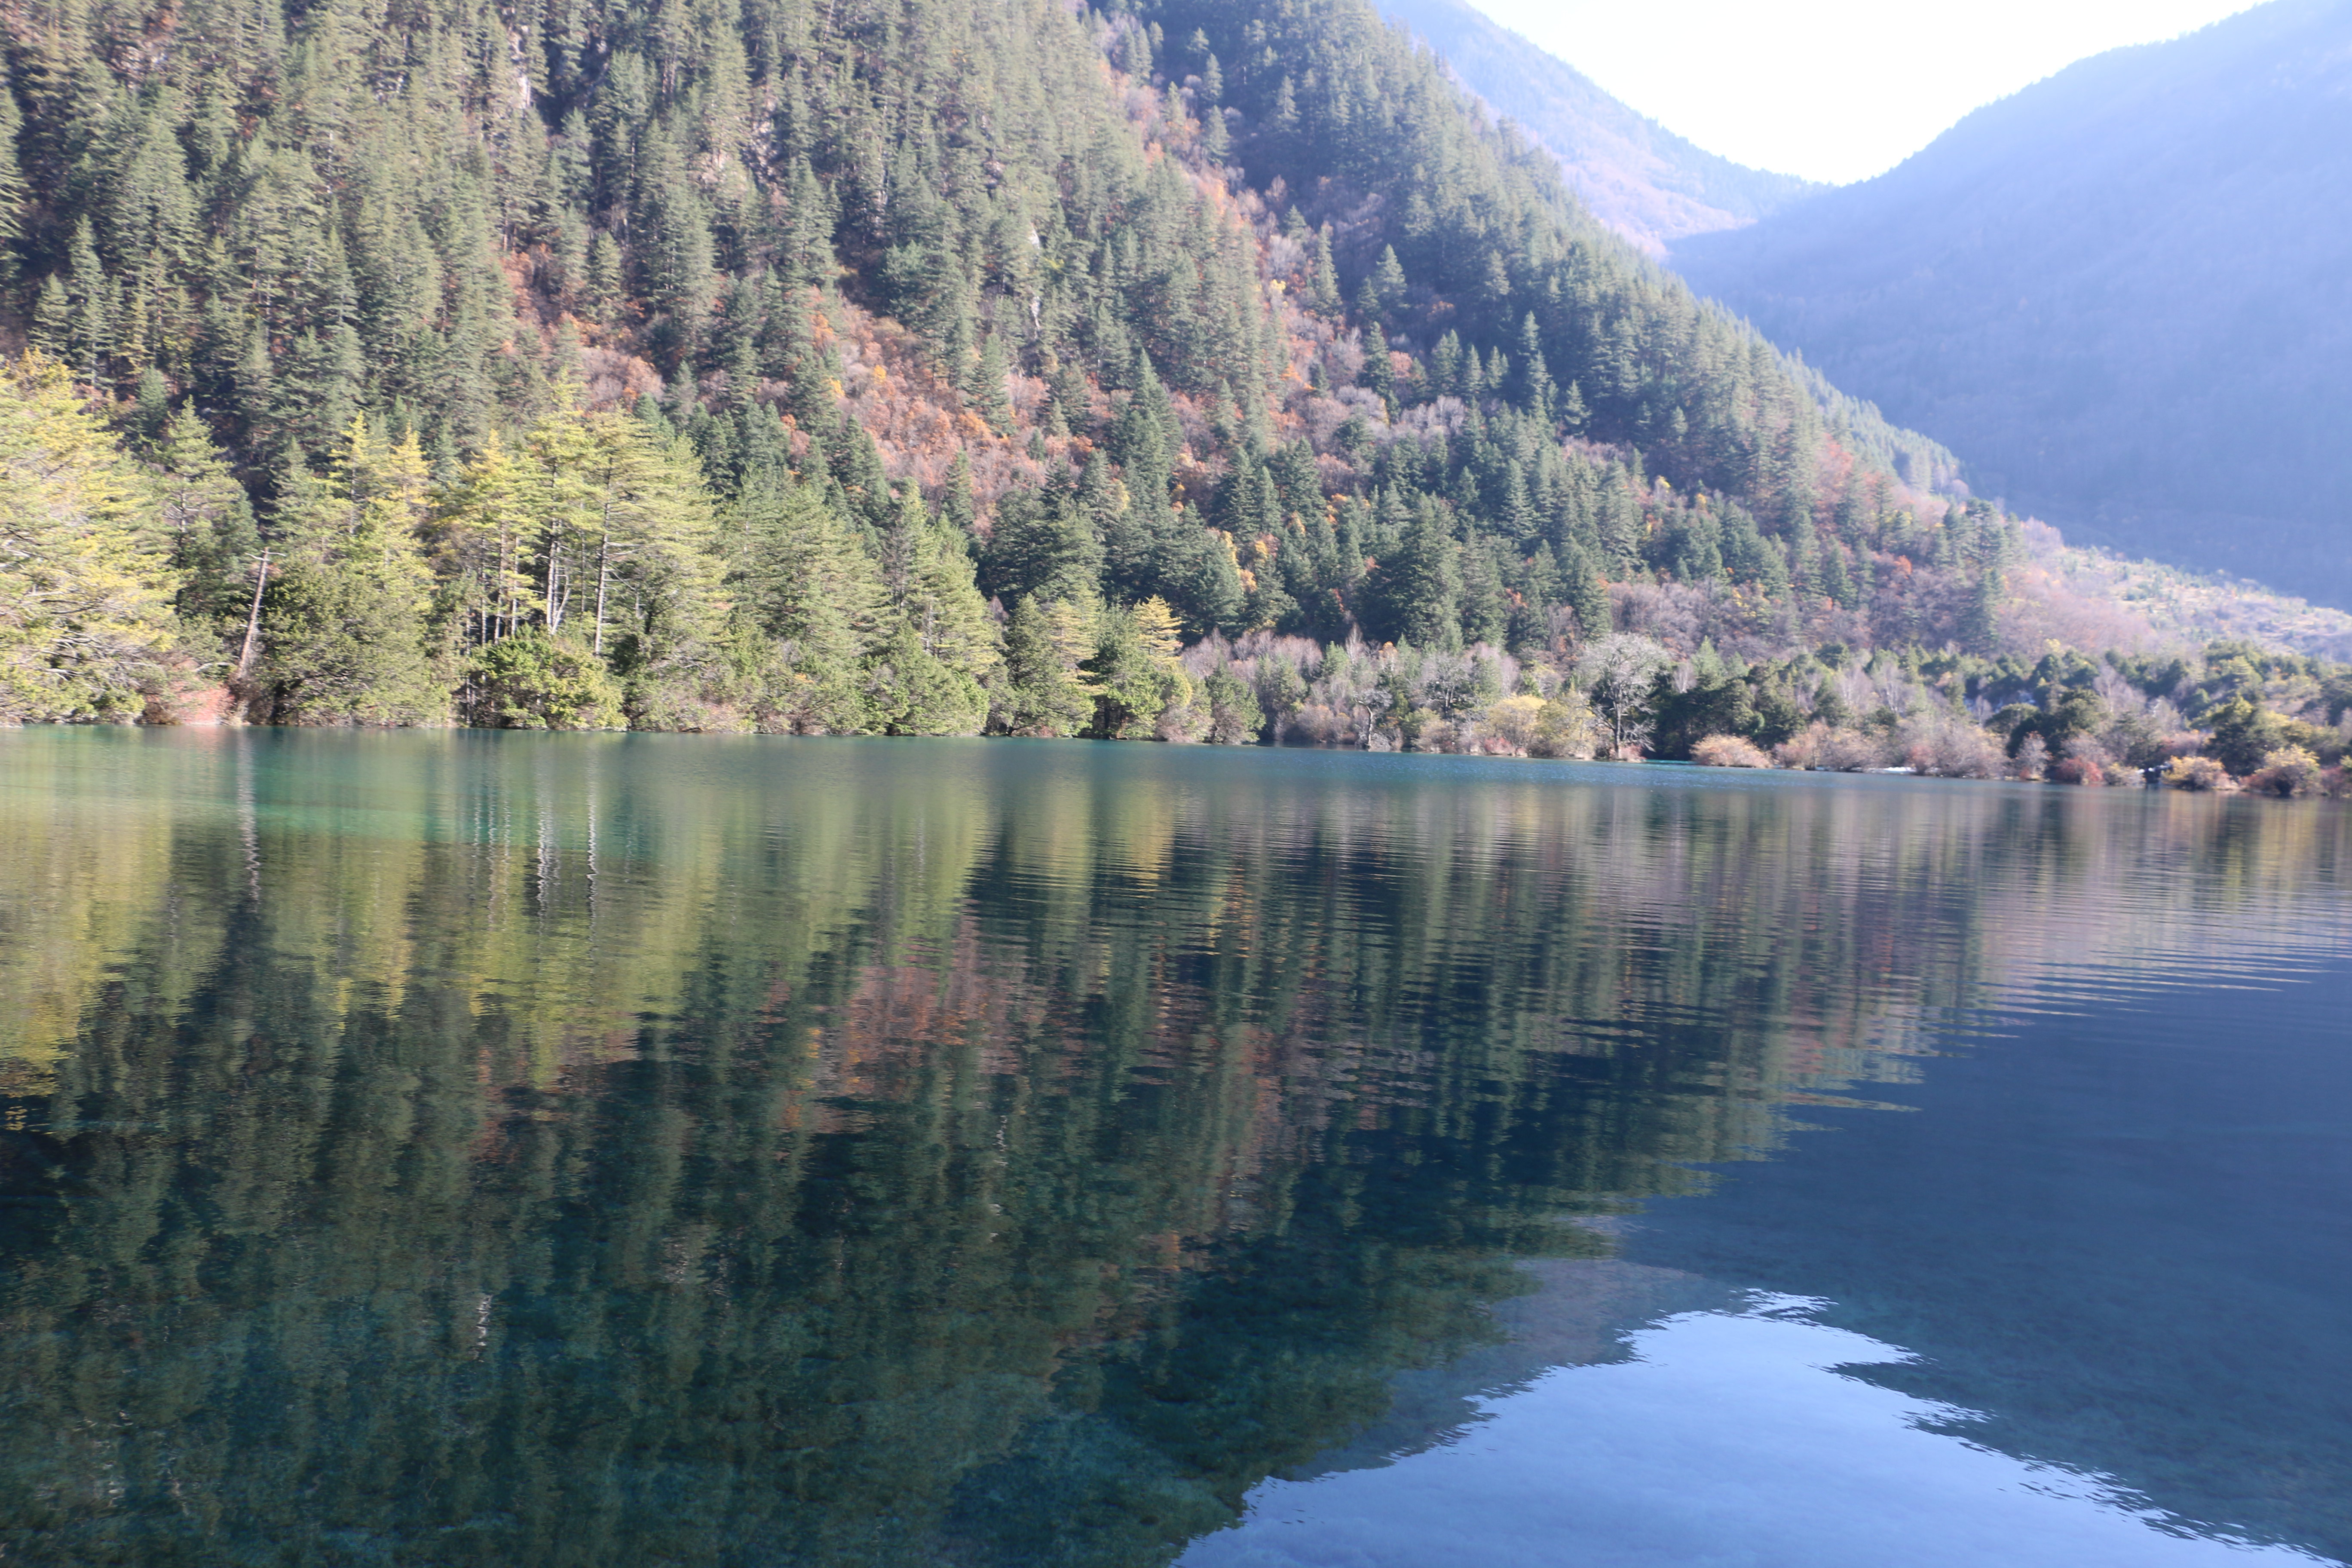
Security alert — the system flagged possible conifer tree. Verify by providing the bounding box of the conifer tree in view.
[986,487,1103,605]
[31,273,69,355]
[1369,499,1462,648]
[147,407,259,642]
[1819,540,1858,609]
[1961,567,2003,654]
[996,594,1093,736]
[466,628,626,730]
[438,433,540,646]
[1084,597,1189,738]
[1310,227,1342,315]
[1789,521,1822,605]
[569,417,727,718]
[733,477,879,734]
[254,416,449,725]
[867,485,998,735]
[1563,543,1611,642]
[0,64,23,285]
[64,219,105,380]
[971,333,1013,433]
[941,451,978,538]
[1359,327,1397,414]
[1459,539,1508,646]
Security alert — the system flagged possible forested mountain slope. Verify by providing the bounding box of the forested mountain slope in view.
[1377,0,1818,255]
[1671,0,2352,607]
[3,0,2344,776]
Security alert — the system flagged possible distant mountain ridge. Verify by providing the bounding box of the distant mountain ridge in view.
[1378,0,1819,255]
[1669,0,2352,606]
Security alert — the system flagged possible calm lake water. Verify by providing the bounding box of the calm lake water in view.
[0,729,2346,1566]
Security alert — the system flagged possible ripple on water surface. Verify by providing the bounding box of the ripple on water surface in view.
[0,729,2344,1566]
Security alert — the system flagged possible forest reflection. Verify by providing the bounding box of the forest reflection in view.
[0,730,2343,1565]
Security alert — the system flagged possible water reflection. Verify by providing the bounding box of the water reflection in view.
[0,730,2344,1565]
[1187,1290,2334,1568]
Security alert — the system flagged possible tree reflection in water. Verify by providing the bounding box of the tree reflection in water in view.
[0,731,2341,1565]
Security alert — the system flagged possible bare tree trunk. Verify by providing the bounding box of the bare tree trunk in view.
[234,552,273,680]
[593,529,612,657]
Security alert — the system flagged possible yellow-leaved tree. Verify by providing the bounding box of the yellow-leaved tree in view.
[1081,595,1194,738]
[432,404,729,728]
[0,352,179,722]
[250,415,452,726]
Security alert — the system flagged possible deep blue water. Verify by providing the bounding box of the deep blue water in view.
[1187,962,2352,1567]
[0,729,2344,1565]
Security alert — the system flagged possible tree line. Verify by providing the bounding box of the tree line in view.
[0,0,2344,786]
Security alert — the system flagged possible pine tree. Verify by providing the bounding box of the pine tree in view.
[1084,597,1188,738]
[148,406,259,641]
[1517,314,1555,418]
[996,594,1093,736]
[1308,228,1343,317]
[1458,538,1508,647]
[466,628,627,730]
[1820,540,1858,610]
[0,62,24,285]
[30,274,70,356]
[1961,567,2003,654]
[868,485,999,734]
[733,477,879,733]
[971,333,1013,433]
[941,450,978,538]
[1563,543,1611,643]
[254,416,449,725]
[1559,380,1590,435]
[1789,521,1822,605]
[1359,328,1396,415]
[439,433,540,647]
[1200,101,1229,161]
[1369,499,1461,648]
[587,232,627,326]
[65,220,107,380]
[571,417,726,715]
[986,487,1103,604]
[780,156,835,295]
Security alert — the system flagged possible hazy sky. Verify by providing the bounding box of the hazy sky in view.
[1460,0,2268,184]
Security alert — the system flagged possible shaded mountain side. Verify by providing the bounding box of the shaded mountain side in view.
[1671,0,2352,606]
[1378,0,1819,256]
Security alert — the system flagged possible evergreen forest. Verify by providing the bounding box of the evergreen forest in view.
[0,0,2346,784]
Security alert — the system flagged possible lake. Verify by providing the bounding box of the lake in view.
[0,729,2345,1566]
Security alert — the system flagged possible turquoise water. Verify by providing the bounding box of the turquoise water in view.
[0,729,2344,1565]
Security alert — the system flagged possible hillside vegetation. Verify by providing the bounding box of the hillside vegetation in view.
[1377,0,1817,255]
[0,0,2343,784]
[1672,0,2352,606]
